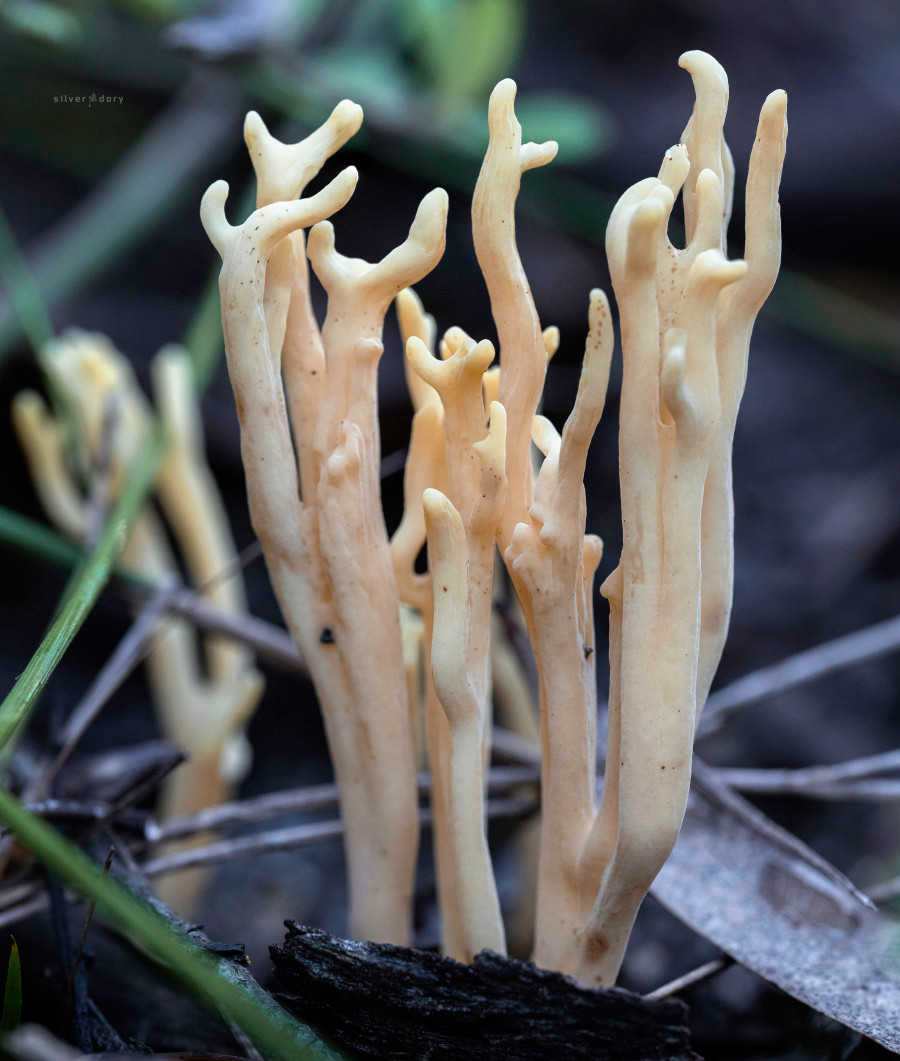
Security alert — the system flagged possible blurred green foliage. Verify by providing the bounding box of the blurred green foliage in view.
[395,0,526,107]
[0,0,614,365]
[0,938,21,1037]
[0,0,893,372]
[0,0,84,48]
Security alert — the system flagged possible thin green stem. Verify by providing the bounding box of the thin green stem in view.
[0,199,54,358]
[0,507,86,574]
[0,426,167,749]
[183,263,223,391]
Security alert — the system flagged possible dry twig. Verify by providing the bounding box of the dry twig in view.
[643,955,734,1001]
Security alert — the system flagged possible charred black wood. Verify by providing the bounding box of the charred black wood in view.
[271,921,697,1060]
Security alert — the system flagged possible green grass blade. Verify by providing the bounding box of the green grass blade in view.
[0,787,341,1059]
[0,426,167,749]
[0,507,85,573]
[0,199,54,358]
[183,263,223,391]
[0,506,159,597]
[0,939,22,1036]
[766,271,900,372]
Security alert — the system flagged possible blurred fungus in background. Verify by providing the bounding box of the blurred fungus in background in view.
[0,0,899,1056]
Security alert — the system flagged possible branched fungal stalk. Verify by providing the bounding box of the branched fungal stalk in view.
[13,332,264,911]
[202,104,447,944]
[201,50,786,980]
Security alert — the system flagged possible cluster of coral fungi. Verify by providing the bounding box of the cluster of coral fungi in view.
[187,47,787,988]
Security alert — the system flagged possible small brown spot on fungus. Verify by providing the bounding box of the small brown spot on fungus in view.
[583,931,609,965]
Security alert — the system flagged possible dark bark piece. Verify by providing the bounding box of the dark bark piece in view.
[271,921,697,1061]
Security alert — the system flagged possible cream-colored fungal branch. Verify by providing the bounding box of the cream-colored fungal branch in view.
[644,52,788,728]
[150,348,264,835]
[192,50,783,979]
[390,300,469,954]
[681,54,789,725]
[470,56,785,987]
[411,330,509,962]
[391,305,510,960]
[12,332,264,910]
[574,55,787,987]
[504,291,613,974]
[202,106,448,944]
[472,75,615,972]
[393,288,437,768]
[473,78,558,550]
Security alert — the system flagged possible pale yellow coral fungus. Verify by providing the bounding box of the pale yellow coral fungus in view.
[201,49,786,982]
[13,330,264,912]
[202,102,446,944]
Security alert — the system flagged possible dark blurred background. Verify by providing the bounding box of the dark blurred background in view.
[1,0,899,1055]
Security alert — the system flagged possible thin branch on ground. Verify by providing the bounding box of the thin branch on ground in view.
[156,584,304,673]
[42,578,180,795]
[150,763,540,843]
[0,894,49,932]
[23,800,146,830]
[699,614,900,736]
[141,819,347,879]
[0,879,43,909]
[190,538,263,599]
[379,448,409,479]
[716,748,900,788]
[865,876,900,904]
[0,798,537,927]
[66,846,114,1000]
[142,797,535,879]
[711,748,900,800]
[711,774,900,802]
[643,955,735,1001]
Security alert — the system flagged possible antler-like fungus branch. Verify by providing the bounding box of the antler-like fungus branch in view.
[571,54,785,986]
[469,56,784,988]
[243,104,363,503]
[204,108,448,942]
[408,326,509,961]
[423,402,507,961]
[473,78,557,549]
[505,292,613,972]
[13,332,264,911]
[472,78,617,971]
